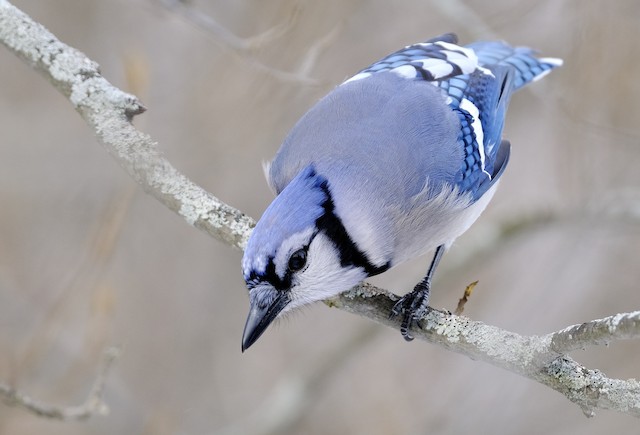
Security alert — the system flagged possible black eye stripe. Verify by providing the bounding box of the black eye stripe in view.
[251,243,310,290]
[260,256,291,291]
[246,167,390,291]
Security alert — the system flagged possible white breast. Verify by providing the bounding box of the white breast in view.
[391,182,499,265]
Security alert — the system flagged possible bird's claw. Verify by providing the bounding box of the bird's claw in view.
[390,288,430,341]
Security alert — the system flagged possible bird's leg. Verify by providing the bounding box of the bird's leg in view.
[390,245,445,341]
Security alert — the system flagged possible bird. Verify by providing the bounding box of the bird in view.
[240,33,562,351]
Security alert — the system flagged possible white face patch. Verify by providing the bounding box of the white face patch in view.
[285,232,367,312]
[272,227,316,279]
[459,97,491,179]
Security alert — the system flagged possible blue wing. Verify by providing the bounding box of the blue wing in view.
[343,34,562,201]
[344,33,480,85]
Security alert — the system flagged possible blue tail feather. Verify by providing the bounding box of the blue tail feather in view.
[465,41,562,90]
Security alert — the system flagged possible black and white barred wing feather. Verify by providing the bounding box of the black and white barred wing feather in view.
[344,33,485,84]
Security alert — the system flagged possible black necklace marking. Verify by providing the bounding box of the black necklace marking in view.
[315,176,390,277]
[246,166,390,291]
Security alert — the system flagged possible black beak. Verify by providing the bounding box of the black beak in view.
[241,291,290,352]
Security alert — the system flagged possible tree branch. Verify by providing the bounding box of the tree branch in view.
[0,0,255,251]
[548,311,640,354]
[330,285,640,418]
[1,0,639,419]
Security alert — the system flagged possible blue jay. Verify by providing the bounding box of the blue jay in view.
[241,33,561,351]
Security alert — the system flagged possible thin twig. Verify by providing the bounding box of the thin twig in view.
[158,0,300,52]
[293,23,342,78]
[0,347,120,420]
[454,280,478,315]
[428,0,499,40]
[157,0,320,85]
[16,188,134,385]
[217,326,381,435]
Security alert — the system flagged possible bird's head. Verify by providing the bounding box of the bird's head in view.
[240,165,377,351]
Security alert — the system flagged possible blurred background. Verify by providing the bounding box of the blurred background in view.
[1,0,639,433]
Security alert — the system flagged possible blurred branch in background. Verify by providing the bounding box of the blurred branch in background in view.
[14,188,133,396]
[156,0,338,85]
[219,325,381,435]
[1,0,639,422]
[0,347,119,421]
[158,0,302,52]
[428,0,499,40]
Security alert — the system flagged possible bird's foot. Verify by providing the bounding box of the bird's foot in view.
[389,284,431,341]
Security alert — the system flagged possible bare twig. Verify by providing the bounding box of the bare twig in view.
[0,347,120,420]
[292,23,342,78]
[428,0,499,40]
[1,0,639,419]
[157,0,320,85]
[454,280,478,315]
[548,311,640,354]
[217,325,381,435]
[158,0,301,52]
[16,188,133,384]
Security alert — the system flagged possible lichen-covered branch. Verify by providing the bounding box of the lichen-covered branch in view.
[0,0,255,251]
[548,311,640,354]
[330,285,640,418]
[1,0,638,419]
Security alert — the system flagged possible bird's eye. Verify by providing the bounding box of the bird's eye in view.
[288,248,307,272]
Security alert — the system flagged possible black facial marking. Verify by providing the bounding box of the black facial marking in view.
[316,180,390,277]
[248,257,291,291]
[246,166,389,292]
